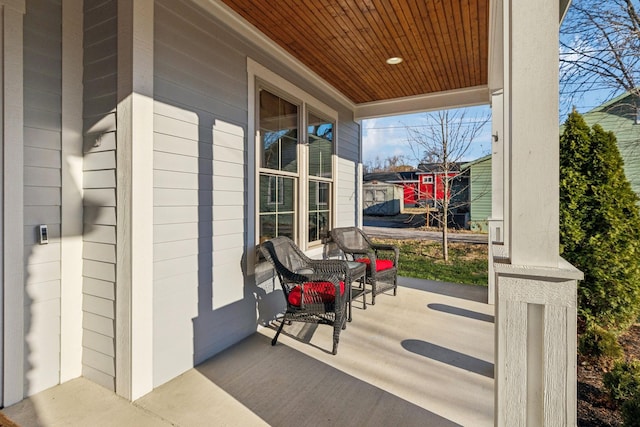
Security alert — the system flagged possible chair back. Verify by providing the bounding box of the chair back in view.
[330,227,372,253]
[260,236,311,283]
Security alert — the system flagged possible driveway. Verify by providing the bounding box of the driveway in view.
[363,214,488,244]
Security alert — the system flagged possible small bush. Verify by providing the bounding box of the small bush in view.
[622,394,640,427]
[603,360,640,402]
[579,325,623,360]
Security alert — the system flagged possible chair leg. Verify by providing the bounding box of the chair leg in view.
[332,320,342,355]
[348,282,353,322]
[272,316,286,346]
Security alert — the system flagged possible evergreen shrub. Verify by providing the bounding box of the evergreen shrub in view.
[560,111,640,332]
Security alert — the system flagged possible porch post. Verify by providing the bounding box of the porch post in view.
[60,0,84,384]
[115,0,154,401]
[494,0,582,425]
[487,90,505,305]
[0,0,25,407]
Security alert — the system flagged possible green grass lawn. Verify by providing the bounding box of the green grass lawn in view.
[373,238,489,286]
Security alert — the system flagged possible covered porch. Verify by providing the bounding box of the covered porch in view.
[0,0,581,424]
[3,277,493,426]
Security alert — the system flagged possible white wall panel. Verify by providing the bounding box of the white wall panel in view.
[22,0,63,396]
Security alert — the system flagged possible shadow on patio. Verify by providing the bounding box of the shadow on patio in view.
[139,276,494,426]
[2,277,494,426]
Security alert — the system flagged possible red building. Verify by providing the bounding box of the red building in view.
[415,170,460,204]
[363,163,468,208]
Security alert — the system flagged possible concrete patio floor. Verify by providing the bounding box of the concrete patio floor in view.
[2,277,494,426]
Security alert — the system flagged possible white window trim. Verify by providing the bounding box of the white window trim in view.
[422,175,434,184]
[248,58,338,252]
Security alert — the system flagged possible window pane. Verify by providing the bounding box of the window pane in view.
[308,180,331,243]
[308,212,318,242]
[260,215,276,242]
[317,211,329,239]
[308,180,318,211]
[281,176,295,212]
[308,211,330,243]
[318,182,329,206]
[277,214,295,239]
[260,90,298,173]
[308,112,333,178]
[260,175,295,213]
[260,174,296,241]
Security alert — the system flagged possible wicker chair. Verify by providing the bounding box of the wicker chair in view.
[330,227,399,305]
[260,236,354,355]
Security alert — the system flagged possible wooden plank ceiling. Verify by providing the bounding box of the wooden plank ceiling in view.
[220,0,489,104]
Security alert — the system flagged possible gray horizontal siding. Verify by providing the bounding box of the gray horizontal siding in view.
[151,0,361,389]
[153,0,253,388]
[336,120,360,162]
[23,0,63,396]
[82,0,117,391]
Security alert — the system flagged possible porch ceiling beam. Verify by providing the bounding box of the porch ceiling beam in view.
[353,85,490,121]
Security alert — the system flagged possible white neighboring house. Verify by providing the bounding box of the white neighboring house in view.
[0,0,581,425]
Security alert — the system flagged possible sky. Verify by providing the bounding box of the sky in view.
[361,88,622,168]
[361,104,492,167]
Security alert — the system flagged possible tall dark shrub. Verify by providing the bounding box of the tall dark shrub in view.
[560,111,640,331]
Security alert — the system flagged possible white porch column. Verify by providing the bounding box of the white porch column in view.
[115,0,154,401]
[494,0,582,425]
[487,90,506,305]
[0,0,25,407]
[60,0,84,384]
[508,0,559,267]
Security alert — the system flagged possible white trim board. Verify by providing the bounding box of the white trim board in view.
[115,0,154,401]
[60,0,84,384]
[354,85,491,121]
[2,0,26,407]
[248,57,339,252]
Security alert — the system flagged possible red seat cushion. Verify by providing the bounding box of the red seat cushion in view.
[355,258,394,272]
[288,281,345,307]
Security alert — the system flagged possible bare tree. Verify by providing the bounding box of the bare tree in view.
[363,154,413,174]
[560,0,640,117]
[405,109,489,261]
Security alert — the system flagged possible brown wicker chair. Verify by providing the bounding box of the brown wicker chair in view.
[330,227,399,305]
[260,236,356,355]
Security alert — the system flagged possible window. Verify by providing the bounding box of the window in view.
[307,111,333,244]
[422,175,434,184]
[256,85,335,248]
[258,90,299,241]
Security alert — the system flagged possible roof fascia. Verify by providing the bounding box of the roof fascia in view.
[560,0,572,23]
[354,85,490,121]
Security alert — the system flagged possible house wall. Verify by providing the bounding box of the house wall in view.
[582,96,640,200]
[151,0,361,387]
[23,0,62,396]
[469,159,492,232]
[81,0,118,391]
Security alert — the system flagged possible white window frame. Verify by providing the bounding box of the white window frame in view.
[422,175,434,184]
[248,59,338,252]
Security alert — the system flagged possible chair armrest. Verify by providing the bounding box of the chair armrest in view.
[371,244,400,265]
[292,260,351,283]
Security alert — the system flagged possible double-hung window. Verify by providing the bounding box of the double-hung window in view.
[307,111,333,245]
[258,89,298,241]
[256,84,335,248]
